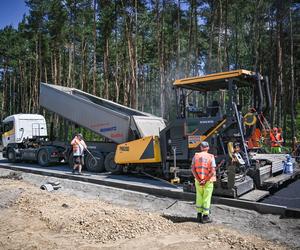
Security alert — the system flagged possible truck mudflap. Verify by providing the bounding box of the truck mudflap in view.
[2,147,8,158]
[115,136,162,164]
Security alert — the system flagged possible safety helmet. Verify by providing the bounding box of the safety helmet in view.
[200,141,209,148]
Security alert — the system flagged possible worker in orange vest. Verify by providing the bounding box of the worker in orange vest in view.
[270,127,283,153]
[71,133,87,175]
[191,141,216,223]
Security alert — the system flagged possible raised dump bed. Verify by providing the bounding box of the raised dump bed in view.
[40,83,166,144]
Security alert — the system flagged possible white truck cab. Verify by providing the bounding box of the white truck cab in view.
[2,114,47,147]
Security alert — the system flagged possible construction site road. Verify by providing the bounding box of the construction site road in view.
[0,168,299,249]
[0,157,300,217]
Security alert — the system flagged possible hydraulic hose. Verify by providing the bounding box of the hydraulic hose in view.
[232,102,250,167]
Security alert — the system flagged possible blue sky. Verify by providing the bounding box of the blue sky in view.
[0,0,28,29]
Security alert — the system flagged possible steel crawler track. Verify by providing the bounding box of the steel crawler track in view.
[0,163,299,218]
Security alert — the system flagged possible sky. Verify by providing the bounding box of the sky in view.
[0,0,28,29]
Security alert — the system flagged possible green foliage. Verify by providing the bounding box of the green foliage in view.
[0,0,298,143]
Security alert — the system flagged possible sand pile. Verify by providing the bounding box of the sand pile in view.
[0,179,288,249]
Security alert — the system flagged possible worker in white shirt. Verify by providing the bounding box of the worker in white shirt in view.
[71,133,87,175]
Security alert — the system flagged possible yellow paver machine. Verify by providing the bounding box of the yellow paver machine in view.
[117,69,298,198]
[155,69,298,198]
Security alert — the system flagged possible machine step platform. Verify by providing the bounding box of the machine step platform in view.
[239,190,269,201]
[263,169,300,187]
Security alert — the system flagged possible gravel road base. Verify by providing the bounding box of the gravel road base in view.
[0,168,299,249]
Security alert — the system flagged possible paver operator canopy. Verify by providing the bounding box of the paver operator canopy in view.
[171,69,271,152]
[173,69,259,91]
[173,69,270,118]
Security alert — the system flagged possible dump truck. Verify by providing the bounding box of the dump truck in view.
[2,70,298,199]
[2,83,166,173]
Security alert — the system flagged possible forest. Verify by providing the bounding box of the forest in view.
[0,0,299,142]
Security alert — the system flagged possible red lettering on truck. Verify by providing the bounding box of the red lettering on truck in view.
[110,133,124,138]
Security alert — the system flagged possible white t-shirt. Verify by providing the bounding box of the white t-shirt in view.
[73,142,85,156]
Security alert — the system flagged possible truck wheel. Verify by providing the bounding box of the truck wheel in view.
[7,148,16,163]
[38,149,50,166]
[85,152,105,172]
[104,152,123,174]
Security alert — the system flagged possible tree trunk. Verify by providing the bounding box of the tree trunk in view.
[92,0,97,95]
[1,63,8,119]
[186,0,194,76]
[223,0,229,70]
[276,0,283,127]
[67,43,73,87]
[217,0,223,72]
[123,4,137,108]
[135,0,138,109]
[234,8,239,69]
[289,6,296,144]
[103,37,109,99]
[176,0,180,78]
[156,0,166,118]
[207,0,216,73]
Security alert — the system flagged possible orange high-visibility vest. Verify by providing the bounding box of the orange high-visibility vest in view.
[270,132,282,147]
[192,152,216,182]
[71,137,86,155]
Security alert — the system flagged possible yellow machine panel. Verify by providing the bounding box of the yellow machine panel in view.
[115,136,162,164]
[188,135,206,149]
[187,119,226,149]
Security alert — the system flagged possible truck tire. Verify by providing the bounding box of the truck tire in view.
[104,152,122,174]
[7,148,16,163]
[85,152,105,172]
[38,149,50,166]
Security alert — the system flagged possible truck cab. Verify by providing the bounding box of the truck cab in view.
[1,114,65,165]
[2,114,47,147]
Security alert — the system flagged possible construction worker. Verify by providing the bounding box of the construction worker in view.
[232,143,245,163]
[270,127,283,153]
[71,133,87,175]
[191,141,216,223]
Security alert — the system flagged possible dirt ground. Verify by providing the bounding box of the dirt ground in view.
[0,176,295,250]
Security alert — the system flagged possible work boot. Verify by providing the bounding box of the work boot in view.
[197,213,203,223]
[78,172,83,175]
[202,215,212,224]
